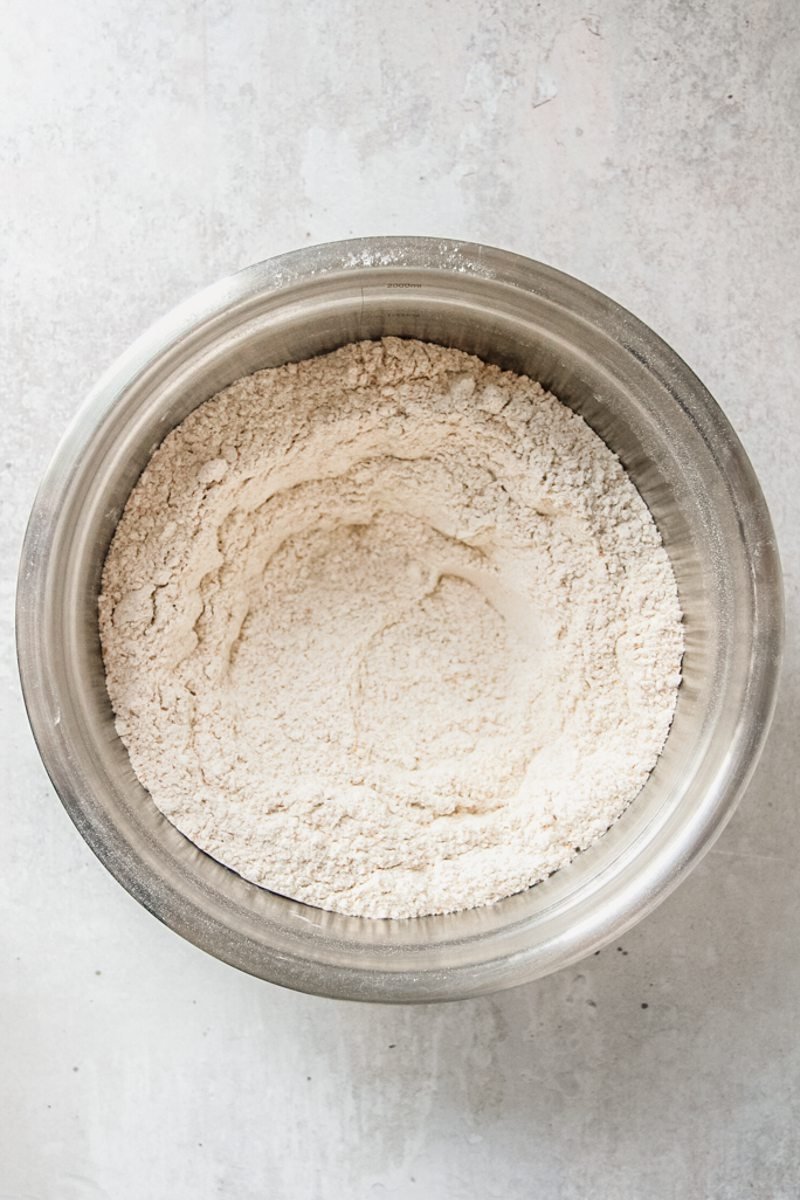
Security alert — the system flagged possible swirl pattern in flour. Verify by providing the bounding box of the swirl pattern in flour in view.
[99,338,683,918]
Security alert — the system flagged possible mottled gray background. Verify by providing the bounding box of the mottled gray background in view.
[2,1,798,1197]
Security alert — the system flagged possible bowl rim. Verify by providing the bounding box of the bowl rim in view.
[15,236,784,1001]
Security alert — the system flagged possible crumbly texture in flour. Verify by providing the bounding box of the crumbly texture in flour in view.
[99,338,684,919]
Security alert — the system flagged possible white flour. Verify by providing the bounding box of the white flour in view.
[99,338,683,918]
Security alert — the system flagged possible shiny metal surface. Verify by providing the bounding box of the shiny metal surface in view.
[16,237,783,1002]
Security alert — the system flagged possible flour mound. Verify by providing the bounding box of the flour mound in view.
[99,339,683,918]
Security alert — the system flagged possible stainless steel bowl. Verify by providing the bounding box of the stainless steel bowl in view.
[16,237,783,1002]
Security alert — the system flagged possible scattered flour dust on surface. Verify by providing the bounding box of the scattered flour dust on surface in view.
[99,338,684,918]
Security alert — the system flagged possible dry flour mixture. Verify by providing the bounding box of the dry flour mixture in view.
[99,338,684,918]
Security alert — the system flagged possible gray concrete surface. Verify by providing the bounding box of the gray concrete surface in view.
[2,1,798,1196]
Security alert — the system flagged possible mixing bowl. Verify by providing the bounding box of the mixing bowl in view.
[16,237,783,1001]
